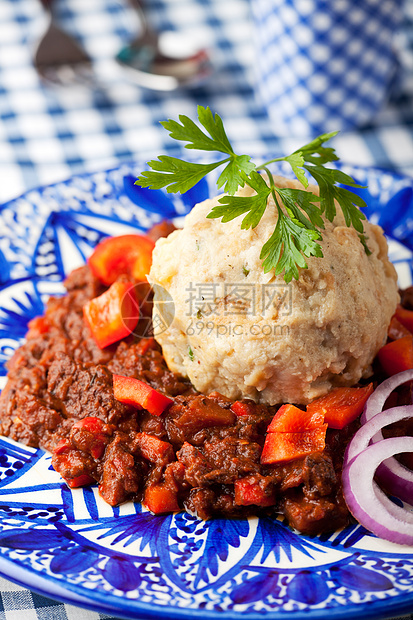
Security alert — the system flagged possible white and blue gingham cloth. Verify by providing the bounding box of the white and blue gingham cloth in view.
[0,0,413,207]
[1,0,413,618]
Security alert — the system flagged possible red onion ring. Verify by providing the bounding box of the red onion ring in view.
[359,370,413,504]
[342,436,413,546]
[361,368,413,423]
[345,405,413,462]
[344,405,413,503]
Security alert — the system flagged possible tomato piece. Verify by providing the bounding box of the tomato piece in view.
[267,404,324,433]
[143,484,180,513]
[388,316,412,340]
[260,426,327,465]
[234,476,276,507]
[83,281,139,349]
[306,384,374,430]
[135,432,174,464]
[377,335,413,376]
[88,234,155,285]
[395,304,413,334]
[112,374,173,416]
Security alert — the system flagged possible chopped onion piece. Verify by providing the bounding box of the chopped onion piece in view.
[342,436,413,546]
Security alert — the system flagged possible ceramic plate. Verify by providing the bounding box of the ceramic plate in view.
[0,162,412,620]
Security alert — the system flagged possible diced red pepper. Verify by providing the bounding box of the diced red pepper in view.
[388,316,412,340]
[26,316,49,338]
[112,374,173,416]
[83,281,139,349]
[234,476,275,507]
[71,417,112,460]
[231,401,255,416]
[135,432,174,464]
[267,404,324,433]
[176,395,235,430]
[260,426,327,465]
[66,474,95,488]
[377,335,413,376]
[88,234,155,285]
[143,484,180,514]
[306,384,374,430]
[395,304,413,334]
[53,438,72,455]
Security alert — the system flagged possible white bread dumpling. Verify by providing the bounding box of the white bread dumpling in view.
[149,176,398,404]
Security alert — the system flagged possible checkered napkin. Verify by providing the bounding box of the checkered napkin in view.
[0,576,121,620]
[0,0,413,207]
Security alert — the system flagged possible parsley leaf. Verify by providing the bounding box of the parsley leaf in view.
[135,105,371,282]
[260,209,323,283]
[208,171,271,229]
[137,156,223,194]
[216,155,255,194]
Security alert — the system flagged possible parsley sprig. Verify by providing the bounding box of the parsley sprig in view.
[136,106,369,283]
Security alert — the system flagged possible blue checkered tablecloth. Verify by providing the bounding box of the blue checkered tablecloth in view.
[1,0,413,618]
[0,0,413,206]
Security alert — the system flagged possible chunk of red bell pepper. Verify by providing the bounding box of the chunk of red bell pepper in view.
[306,384,373,430]
[267,404,324,433]
[135,432,174,464]
[231,401,255,416]
[395,304,413,334]
[377,335,413,376]
[26,316,49,338]
[388,316,412,340]
[234,476,276,507]
[88,234,155,285]
[66,474,96,488]
[71,417,113,460]
[143,484,180,514]
[112,374,173,416]
[260,426,327,465]
[83,281,139,349]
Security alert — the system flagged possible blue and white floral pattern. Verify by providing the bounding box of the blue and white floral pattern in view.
[0,163,412,620]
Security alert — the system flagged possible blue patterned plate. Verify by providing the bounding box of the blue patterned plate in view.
[0,162,412,620]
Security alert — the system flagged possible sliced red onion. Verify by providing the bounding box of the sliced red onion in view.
[376,457,413,504]
[359,371,413,505]
[342,436,413,546]
[362,369,413,423]
[343,405,413,504]
[345,405,413,462]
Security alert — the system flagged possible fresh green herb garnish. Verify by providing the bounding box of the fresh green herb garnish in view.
[188,346,195,361]
[136,106,369,283]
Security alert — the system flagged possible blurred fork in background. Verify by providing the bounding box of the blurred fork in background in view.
[33,0,212,90]
[33,0,93,86]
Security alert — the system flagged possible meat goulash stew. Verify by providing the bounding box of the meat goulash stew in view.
[0,219,412,538]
